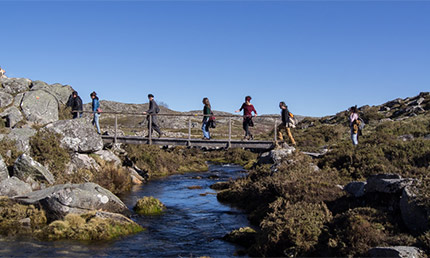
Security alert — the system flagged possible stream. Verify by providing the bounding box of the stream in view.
[0,164,250,257]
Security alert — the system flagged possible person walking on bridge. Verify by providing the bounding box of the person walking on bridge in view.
[67,91,83,119]
[202,97,212,140]
[90,91,101,134]
[235,96,257,140]
[143,94,163,138]
[277,101,296,145]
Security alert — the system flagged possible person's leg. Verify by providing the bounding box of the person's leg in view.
[152,116,162,136]
[73,112,78,119]
[202,121,210,139]
[286,127,296,145]
[277,124,284,141]
[351,130,358,145]
[79,112,83,118]
[95,113,101,134]
[243,120,248,138]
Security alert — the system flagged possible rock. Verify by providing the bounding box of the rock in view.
[257,145,296,165]
[21,90,59,125]
[398,134,414,142]
[93,150,122,166]
[0,91,13,108]
[367,246,424,258]
[14,182,129,221]
[0,106,23,128]
[425,134,430,140]
[0,78,31,95]
[44,119,103,153]
[134,196,166,215]
[70,153,101,171]
[364,174,415,194]
[223,227,257,248]
[13,93,24,107]
[344,181,366,197]
[210,182,231,190]
[0,155,9,181]
[13,153,55,187]
[0,177,32,197]
[127,167,145,184]
[400,185,429,234]
[4,128,36,153]
[31,81,74,105]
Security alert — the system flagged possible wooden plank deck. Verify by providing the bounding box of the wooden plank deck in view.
[102,135,275,150]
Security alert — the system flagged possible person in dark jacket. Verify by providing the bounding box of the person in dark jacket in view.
[90,91,101,134]
[277,101,296,145]
[202,97,212,140]
[67,91,83,119]
[235,96,257,140]
[143,94,163,138]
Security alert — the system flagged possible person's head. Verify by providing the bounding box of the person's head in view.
[245,96,252,102]
[90,91,97,99]
[350,105,358,113]
[72,91,78,98]
[279,101,287,109]
[148,94,154,100]
[202,97,210,106]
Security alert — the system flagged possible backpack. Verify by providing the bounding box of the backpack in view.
[287,112,297,128]
[155,102,160,114]
[358,118,365,130]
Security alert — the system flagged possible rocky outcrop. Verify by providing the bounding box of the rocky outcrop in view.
[4,128,36,153]
[0,91,13,108]
[258,145,296,165]
[400,185,429,234]
[31,81,73,105]
[0,177,32,197]
[13,153,55,187]
[21,90,59,125]
[14,182,129,221]
[344,181,366,197]
[223,227,257,248]
[365,174,415,194]
[0,78,31,95]
[93,150,122,166]
[44,119,103,153]
[0,106,23,128]
[0,155,9,181]
[367,246,424,258]
[70,153,101,171]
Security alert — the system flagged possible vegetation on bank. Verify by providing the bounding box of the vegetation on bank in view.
[134,196,166,215]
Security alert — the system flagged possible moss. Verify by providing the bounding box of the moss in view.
[37,212,144,241]
[223,227,257,248]
[29,130,70,178]
[134,196,166,215]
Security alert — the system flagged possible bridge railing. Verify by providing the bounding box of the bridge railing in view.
[75,111,281,145]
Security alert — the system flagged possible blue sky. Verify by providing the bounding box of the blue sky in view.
[1,0,429,117]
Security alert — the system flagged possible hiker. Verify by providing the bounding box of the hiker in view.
[143,94,163,138]
[202,97,212,140]
[349,105,361,146]
[67,91,83,119]
[235,96,257,140]
[277,101,296,145]
[0,67,6,79]
[90,91,101,134]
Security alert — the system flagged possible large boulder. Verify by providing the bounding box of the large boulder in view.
[0,106,23,128]
[0,177,32,197]
[21,90,59,125]
[0,78,31,95]
[0,91,13,108]
[258,145,296,165]
[70,153,101,171]
[0,155,9,181]
[44,119,103,153]
[364,174,415,194]
[367,246,424,258]
[13,93,24,107]
[344,181,366,197]
[31,81,74,105]
[4,128,37,153]
[93,150,122,166]
[14,182,129,221]
[400,185,429,234]
[13,153,55,187]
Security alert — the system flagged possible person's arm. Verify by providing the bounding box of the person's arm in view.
[235,103,244,113]
[252,105,257,117]
[146,100,155,114]
[76,97,83,111]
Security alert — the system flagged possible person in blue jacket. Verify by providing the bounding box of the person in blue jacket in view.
[90,91,101,134]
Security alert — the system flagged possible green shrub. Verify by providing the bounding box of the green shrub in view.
[58,105,73,120]
[0,138,22,167]
[134,196,166,215]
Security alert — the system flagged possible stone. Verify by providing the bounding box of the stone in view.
[31,81,74,105]
[0,155,9,181]
[14,182,129,221]
[44,119,103,153]
[21,90,59,125]
[13,93,24,108]
[93,150,122,167]
[223,227,257,248]
[70,153,101,171]
[0,177,32,197]
[210,182,231,190]
[0,78,31,95]
[5,128,37,153]
[364,174,415,194]
[0,91,13,108]
[0,106,23,128]
[13,153,55,186]
[127,167,145,184]
[400,185,429,234]
[398,134,414,142]
[257,145,296,165]
[344,181,366,197]
[367,246,424,258]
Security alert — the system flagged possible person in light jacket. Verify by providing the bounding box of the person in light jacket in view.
[90,91,101,134]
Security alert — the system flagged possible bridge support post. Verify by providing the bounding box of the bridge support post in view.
[187,117,191,147]
[274,118,277,144]
[228,117,232,148]
[149,115,152,145]
[114,114,117,144]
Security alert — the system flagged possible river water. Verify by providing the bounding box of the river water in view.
[0,164,250,257]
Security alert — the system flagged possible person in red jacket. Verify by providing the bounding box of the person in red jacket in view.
[235,96,257,140]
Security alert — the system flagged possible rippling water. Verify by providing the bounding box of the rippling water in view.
[0,164,250,257]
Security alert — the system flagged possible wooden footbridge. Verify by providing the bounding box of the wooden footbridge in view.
[86,111,281,150]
